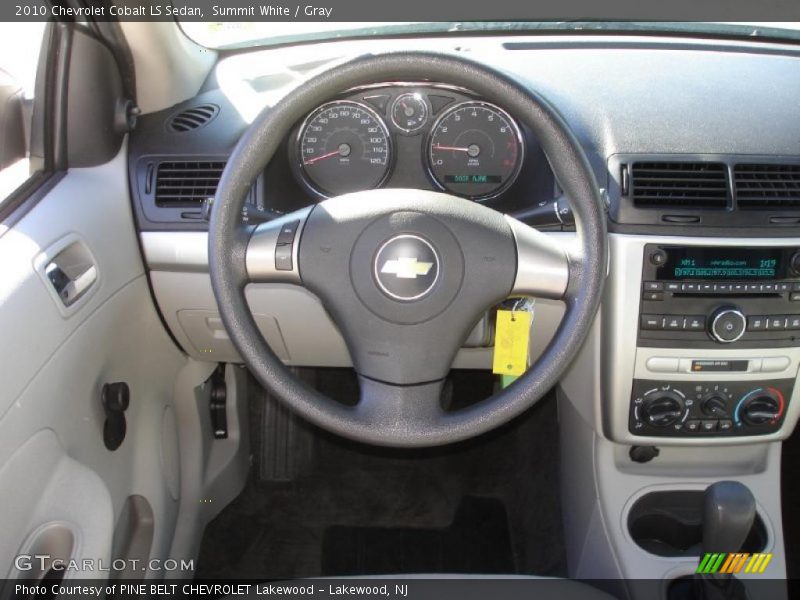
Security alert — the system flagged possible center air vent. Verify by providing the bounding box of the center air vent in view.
[154,161,225,207]
[167,104,219,133]
[734,163,800,209]
[629,162,729,209]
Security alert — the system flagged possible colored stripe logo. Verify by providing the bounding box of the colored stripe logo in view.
[696,553,773,574]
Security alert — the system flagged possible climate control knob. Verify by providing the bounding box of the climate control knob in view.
[641,390,685,428]
[709,307,746,343]
[738,389,784,426]
[701,393,729,418]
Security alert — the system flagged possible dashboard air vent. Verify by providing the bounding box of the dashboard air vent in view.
[167,104,219,133]
[630,162,729,209]
[734,163,800,209]
[154,161,225,207]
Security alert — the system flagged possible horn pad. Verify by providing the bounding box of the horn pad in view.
[350,211,464,325]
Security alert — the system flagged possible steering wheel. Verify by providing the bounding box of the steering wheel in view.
[209,52,606,447]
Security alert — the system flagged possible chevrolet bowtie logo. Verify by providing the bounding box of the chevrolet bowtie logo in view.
[380,257,434,279]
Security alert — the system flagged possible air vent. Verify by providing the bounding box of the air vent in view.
[167,104,219,133]
[629,162,729,209]
[734,164,800,209]
[154,161,225,207]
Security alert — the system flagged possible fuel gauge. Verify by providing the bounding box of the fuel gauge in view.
[391,93,429,134]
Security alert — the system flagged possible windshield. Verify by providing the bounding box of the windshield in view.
[181,21,800,50]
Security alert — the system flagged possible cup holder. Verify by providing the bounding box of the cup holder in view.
[628,491,767,557]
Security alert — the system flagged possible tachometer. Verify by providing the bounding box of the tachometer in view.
[298,101,391,197]
[427,101,523,200]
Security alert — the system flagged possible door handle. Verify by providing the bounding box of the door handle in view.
[34,235,100,314]
[45,261,97,306]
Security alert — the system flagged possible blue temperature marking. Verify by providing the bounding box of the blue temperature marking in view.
[734,389,763,425]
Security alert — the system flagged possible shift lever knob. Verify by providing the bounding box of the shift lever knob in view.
[702,481,756,554]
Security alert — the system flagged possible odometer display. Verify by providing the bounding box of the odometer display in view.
[298,101,391,197]
[428,101,523,200]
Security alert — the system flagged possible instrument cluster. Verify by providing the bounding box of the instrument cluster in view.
[289,84,526,202]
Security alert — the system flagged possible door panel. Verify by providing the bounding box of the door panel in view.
[0,143,187,581]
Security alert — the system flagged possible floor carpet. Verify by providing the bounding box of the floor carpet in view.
[195,369,566,579]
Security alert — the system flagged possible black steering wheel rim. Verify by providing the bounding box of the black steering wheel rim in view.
[209,51,607,447]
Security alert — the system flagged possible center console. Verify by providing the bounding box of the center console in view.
[556,234,798,589]
[628,243,800,441]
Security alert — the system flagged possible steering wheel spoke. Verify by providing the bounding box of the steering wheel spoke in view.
[245,206,312,284]
[506,216,571,300]
[354,376,446,437]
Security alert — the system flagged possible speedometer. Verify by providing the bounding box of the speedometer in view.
[298,101,392,197]
[427,101,524,200]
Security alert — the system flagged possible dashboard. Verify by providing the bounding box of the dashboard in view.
[131,81,562,231]
[133,34,800,447]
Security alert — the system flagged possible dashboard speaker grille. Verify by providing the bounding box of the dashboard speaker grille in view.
[167,104,219,133]
[630,162,729,209]
[734,163,800,209]
[154,161,225,206]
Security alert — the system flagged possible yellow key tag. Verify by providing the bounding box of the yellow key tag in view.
[492,310,531,377]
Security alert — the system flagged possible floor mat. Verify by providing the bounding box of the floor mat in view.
[321,496,515,575]
[196,369,566,579]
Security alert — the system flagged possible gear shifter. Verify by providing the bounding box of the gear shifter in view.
[693,481,756,600]
[703,481,756,553]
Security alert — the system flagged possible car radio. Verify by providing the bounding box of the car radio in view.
[631,245,800,438]
[638,244,800,348]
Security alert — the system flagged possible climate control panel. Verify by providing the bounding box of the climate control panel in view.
[629,379,792,437]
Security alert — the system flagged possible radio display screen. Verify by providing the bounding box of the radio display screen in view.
[658,247,785,280]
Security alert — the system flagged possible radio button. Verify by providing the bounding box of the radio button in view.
[732,283,747,293]
[715,283,732,293]
[643,291,664,301]
[777,283,792,293]
[746,283,763,293]
[665,316,685,330]
[645,357,680,373]
[643,281,664,291]
[685,316,706,330]
[761,356,791,372]
[682,283,699,293]
[788,316,800,330]
[665,282,682,292]
[641,315,664,330]
[700,283,714,293]
[649,249,668,266]
[762,283,777,293]
[792,282,800,291]
[768,316,787,330]
[710,308,747,343]
[747,316,768,331]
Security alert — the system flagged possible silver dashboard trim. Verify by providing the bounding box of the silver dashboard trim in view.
[604,233,800,446]
[141,231,209,273]
[505,216,570,299]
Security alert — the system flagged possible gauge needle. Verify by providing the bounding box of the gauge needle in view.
[304,150,341,165]
[432,144,471,152]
